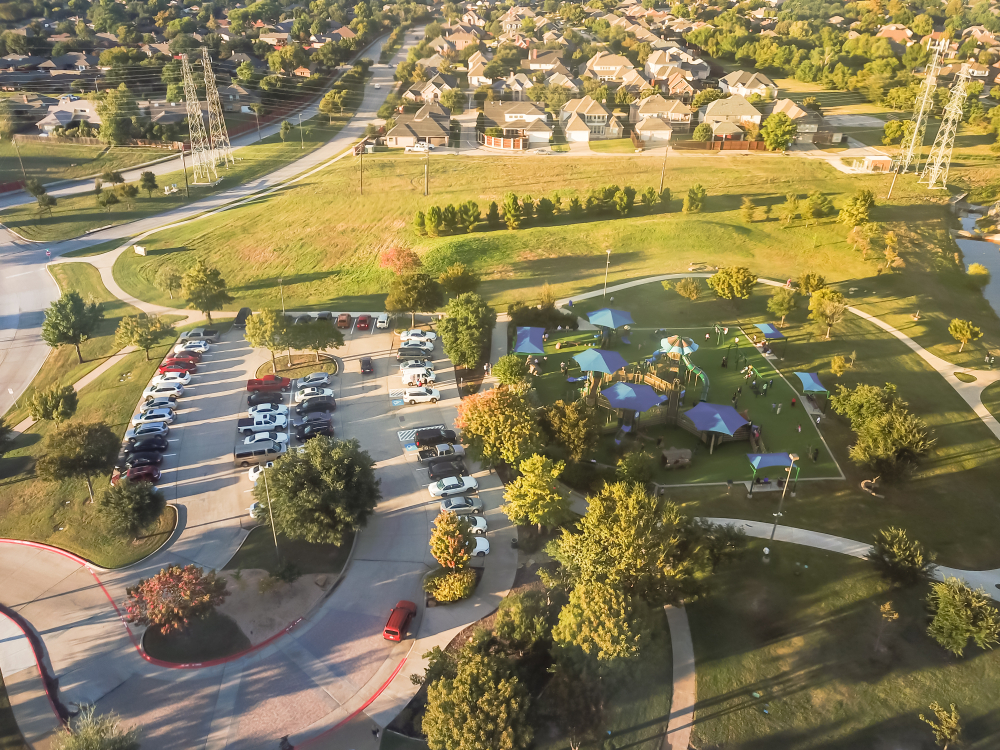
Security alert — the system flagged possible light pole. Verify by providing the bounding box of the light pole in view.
[278,278,285,315]
[603,249,612,297]
[261,469,280,563]
[770,453,799,540]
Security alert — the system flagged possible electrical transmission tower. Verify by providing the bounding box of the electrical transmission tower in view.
[897,37,947,174]
[181,53,216,183]
[202,47,234,170]
[920,62,970,190]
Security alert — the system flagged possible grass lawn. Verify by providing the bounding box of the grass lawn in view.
[0,674,26,750]
[0,139,166,185]
[142,610,251,664]
[61,238,125,258]
[380,732,428,750]
[688,539,1000,749]
[225,526,354,575]
[0,76,370,243]
[255,353,339,380]
[981,381,1000,420]
[588,138,641,154]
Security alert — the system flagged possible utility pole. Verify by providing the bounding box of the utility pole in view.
[898,37,946,175]
[11,137,26,181]
[254,107,261,142]
[278,278,285,315]
[202,47,233,169]
[181,53,214,183]
[770,453,799,540]
[298,112,303,149]
[603,249,612,297]
[658,143,667,194]
[424,151,429,196]
[360,150,363,195]
[179,147,190,198]
[262,470,280,563]
[920,61,970,190]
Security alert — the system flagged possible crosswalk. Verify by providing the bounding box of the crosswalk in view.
[389,389,404,397]
[397,424,444,442]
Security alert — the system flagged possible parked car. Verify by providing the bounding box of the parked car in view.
[112,465,161,485]
[337,313,352,329]
[151,371,191,386]
[356,314,372,330]
[126,435,169,454]
[428,459,467,481]
[414,428,457,447]
[295,397,336,415]
[295,386,335,403]
[405,142,435,153]
[140,396,178,412]
[473,537,490,557]
[234,441,286,467]
[179,328,219,343]
[398,339,434,353]
[158,364,196,376]
[299,412,333,427]
[143,383,183,401]
[360,357,373,374]
[400,329,437,343]
[233,308,252,329]
[248,501,264,519]
[125,422,169,441]
[400,360,434,373]
[467,516,487,535]
[248,461,274,484]
[248,403,289,419]
[382,600,417,641]
[298,372,331,388]
[418,443,465,462]
[123,451,164,469]
[131,408,175,427]
[247,375,291,393]
[173,340,210,354]
[437,492,483,512]
[396,346,433,361]
[429,476,479,498]
[164,351,201,364]
[248,391,284,407]
[244,431,289,446]
[313,311,333,322]
[296,423,334,441]
[401,369,436,386]
[404,387,440,404]
[237,414,288,434]
[376,313,390,329]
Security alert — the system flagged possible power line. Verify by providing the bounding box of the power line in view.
[202,46,234,168]
[920,61,970,191]
[181,52,215,182]
[897,37,946,175]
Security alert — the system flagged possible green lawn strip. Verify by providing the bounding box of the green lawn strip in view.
[0,139,167,185]
[588,138,641,154]
[224,525,353,576]
[688,539,1000,749]
[142,610,251,664]
[380,732,428,750]
[61,239,123,258]
[981,381,1000,420]
[255,353,339,379]
[111,155,938,315]
[0,673,27,750]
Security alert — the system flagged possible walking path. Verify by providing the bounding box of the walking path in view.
[662,605,695,750]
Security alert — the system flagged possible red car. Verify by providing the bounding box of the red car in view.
[383,601,417,641]
[112,465,161,485]
[167,352,201,364]
[247,374,291,393]
[356,314,372,330]
[158,362,197,375]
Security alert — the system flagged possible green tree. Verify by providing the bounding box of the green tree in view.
[52,705,140,750]
[640,186,658,210]
[97,83,136,145]
[440,87,465,114]
[25,178,57,217]
[456,386,542,467]
[413,210,426,234]
[541,400,599,461]
[0,417,12,458]
[674,278,701,301]
[114,314,173,360]
[439,292,496,369]
[683,183,706,213]
[41,290,103,364]
[781,192,799,225]
[839,188,875,227]
[425,205,443,236]
[707,266,757,301]
[492,354,529,386]
[139,170,158,198]
[613,188,634,216]
[386,273,444,327]
[319,89,346,121]
[96,190,119,213]
[767,287,796,326]
[919,702,962,749]
[867,526,936,586]
[494,590,551,654]
[124,564,229,634]
[535,197,555,222]
[245,309,289,373]
[927,577,1000,657]
[251,437,380,545]
[28,384,78,422]
[289,318,344,362]
[808,287,847,339]
[429,510,474,570]
[616,449,654,484]
[459,200,481,232]
[740,196,756,223]
[438,262,480,296]
[502,454,572,530]
[279,119,293,142]
[761,111,798,150]
[114,182,139,209]
[153,265,182,300]
[547,659,605,750]
[100,168,124,185]
[948,318,982,353]
[181,260,233,325]
[98,480,165,536]
[798,272,826,296]
[423,651,533,750]
[502,192,522,229]
[691,122,713,141]
[36,422,119,500]
[487,201,501,229]
[805,191,833,222]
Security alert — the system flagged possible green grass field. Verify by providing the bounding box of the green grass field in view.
[225,526,353,576]
[0,139,167,185]
[588,138,642,154]
[689,539,1000,749]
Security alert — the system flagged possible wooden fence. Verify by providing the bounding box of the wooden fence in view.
[672,139,767,151]
[478,132,527,150]
[13,134,184,150]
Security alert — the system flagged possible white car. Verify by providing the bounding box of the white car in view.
[248,403,289,419]
[374,83,381,89]
[400,329,437,343]
[125,422,169,441]
[399,359,434,372]
[376,313,390,329]
[243,431,289,445]
[131,408,175,426]
[294,386,336,403]
[151,371,192,386]
[248,462,274,484]
[298,372,332,388]
[404,387,440,404]
[466,516,488,535]
[173,340,210,354]
[141,396,178,412]
[399,339,434,354]
[430,475,479,499]
[143,383,183,400]
[402,369,437,386]
[405,142,435,153]
[473,537,490,556]
[248,502,264,519]
[437,492,482,512]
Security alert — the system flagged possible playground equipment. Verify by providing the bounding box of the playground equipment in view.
[682,355,709,402]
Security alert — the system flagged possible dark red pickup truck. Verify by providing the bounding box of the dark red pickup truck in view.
[246,375,291,393]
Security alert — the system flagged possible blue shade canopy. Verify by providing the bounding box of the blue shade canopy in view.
[794,372,828,394]
[685,402,749,436]
[514,327,545,354]
[659,335,699,356]
[755,323,785,340]
[601,382,668,411]
[747,453,794,470]
[587,308,635,329]
[572,348,629,374]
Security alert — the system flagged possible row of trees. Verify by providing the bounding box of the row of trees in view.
[244,309,345,372]
[692,111,800,151]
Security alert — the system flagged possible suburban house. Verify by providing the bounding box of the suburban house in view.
[218,82,260,113]
[403,72,459,103]
[699,95,763,126]
[226,52,269,74]
[500,5,536,33]
[496,72,534,100]
[659,71,695,102]
[634,116,672,142]
[581,51,635,82]
[618,68,655,97]
[467,50,493,86]
[876,23,915,46]
[719,70,778,99]
[521,49,564,71]
[385,101,452,148]
[292,64,317,77]
[39,52,98,71]
[259,30,289,46]
[481,100,551,147]
[35,94,101,133]
[560,95,623,140]
[629,94,692,132]
[462,9,486,27]
[545,71,582,94]
[643,45,710,80]
[760,98,843,144]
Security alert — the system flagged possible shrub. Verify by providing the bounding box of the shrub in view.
[507,301,578,330]
[968,263,990,287]
[423,567,477,602]
[560,460,616,493]
[867,526,936,586]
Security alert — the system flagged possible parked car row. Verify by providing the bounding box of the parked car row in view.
[282,312,391,330]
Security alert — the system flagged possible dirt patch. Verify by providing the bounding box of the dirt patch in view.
[217,569,333,645]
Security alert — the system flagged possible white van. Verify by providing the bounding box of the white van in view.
[376,313,390,329]
[233,440,287,467]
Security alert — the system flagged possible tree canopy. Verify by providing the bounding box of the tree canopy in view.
[429,510,474,570]
[541,400,599,461]
[808,287,847,339]
[124,564,229,634]
[767,287,796,326]
[492,354,528,387]
[28,384,78,423]
[245,309,289,372]
[98,480,166,537]
[948,319,982,352]
[867,526,936,586]
[455,386,542,467]
[761,111,798,150]
[438,262,481,296]
[926,577,1000,657]
[439,293,496,370]
[289,318,344,362]
[385,273,444,327]
[115,314,173,360]
[41,290,104,364]
[36,422,120,500]
[502,454,573,530]
[707,266,757,301]
[181,261,233,324]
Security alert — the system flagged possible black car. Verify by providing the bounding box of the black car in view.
[124,451,164,469]
[428,459,467,480]
[128,436,169,454]
[299,412,333,426]
[414,428,457,448]
[360,357,373,374]
[233,307,252,329]
[248,391,284,407]
[296,423,334,441]
[295,397,336,416]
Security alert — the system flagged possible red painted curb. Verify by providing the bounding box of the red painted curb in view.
[0,609,68,734]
